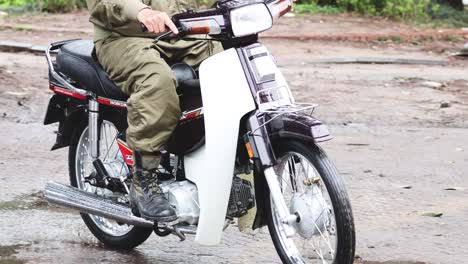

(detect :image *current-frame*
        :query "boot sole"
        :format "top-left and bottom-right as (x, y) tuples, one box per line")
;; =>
(131, 203), (178, 223)
(140, 213), (179, 223)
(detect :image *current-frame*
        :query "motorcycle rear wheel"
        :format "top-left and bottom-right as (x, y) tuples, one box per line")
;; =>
(69, 119), (152, 250)
(267, 141), (355, 264)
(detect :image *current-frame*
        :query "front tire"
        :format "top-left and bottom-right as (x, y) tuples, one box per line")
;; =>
(69, 119), (153, 250)
(267, 141), (355, 264)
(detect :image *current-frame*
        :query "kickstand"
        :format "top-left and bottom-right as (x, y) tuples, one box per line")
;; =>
(172, 226), (186, 241)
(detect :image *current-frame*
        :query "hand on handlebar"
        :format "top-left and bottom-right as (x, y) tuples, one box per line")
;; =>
(137, 9), (179, 35)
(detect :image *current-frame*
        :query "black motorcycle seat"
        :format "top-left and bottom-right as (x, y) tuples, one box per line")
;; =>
(56, 39), (199, 101)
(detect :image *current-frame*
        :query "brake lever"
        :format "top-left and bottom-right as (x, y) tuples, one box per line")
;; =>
(153, 30), (176, 43)
(139, 23), (185, 43)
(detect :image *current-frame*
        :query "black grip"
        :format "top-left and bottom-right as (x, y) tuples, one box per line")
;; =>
(140, 23), (148, 32)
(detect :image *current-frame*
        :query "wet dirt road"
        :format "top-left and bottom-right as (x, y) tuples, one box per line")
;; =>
(1, 14), (468, 264)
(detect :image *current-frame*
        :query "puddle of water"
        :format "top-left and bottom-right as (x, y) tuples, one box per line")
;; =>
(0, 192), (47, 211)
(355, 259), (427, 264)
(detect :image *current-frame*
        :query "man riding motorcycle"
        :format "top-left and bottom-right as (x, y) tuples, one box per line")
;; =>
(85, 0), (222, 222)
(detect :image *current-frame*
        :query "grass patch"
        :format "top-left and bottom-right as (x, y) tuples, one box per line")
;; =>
(376, 35), (404, 43)
(294, 3), (345, 15)
(0, 244), (25, 264)
(13, 26), (32, 31)
(445, 34), (464, 42)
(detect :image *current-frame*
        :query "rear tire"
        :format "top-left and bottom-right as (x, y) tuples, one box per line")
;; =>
(267, 141), (355, 264)
(69, 119), (152, 250)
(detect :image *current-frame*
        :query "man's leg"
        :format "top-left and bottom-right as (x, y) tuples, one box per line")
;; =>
(96, 37), (180, 221)
(153, 38), (224, 69)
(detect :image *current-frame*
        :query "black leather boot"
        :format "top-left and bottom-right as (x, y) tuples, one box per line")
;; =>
(130, 151), (178, 222)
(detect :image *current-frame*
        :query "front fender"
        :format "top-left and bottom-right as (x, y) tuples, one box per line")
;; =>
(266, 113), (332, 143)
(252, 113), (331, 230)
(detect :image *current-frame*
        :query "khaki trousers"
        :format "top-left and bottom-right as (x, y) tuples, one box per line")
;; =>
(96, 36), (221, 152)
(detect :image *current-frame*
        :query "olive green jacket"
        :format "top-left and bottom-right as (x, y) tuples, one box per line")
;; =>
(86, 0), (199, 42)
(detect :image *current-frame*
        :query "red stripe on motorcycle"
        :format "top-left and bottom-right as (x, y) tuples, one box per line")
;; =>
(180, 108), (204, 121)
(117, 139), (134, 166)
(51, 85), (87, 100)
(97, 97), (127, 108)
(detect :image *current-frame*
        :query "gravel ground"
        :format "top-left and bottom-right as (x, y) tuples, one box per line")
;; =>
(0, 11), (467, 264)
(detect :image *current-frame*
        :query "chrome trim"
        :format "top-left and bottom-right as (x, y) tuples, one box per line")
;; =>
(179, 15), (225, 26)
(89, 99), (99, 159)
(264, 167), (297, 237)
(45, 43), (90, 97)
(44, 181), (153, 228)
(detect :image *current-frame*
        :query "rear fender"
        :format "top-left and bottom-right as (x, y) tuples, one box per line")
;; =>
(44, 94), (87, 150)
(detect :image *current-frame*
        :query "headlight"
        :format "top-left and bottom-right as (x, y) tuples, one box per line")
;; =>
(230, 3), (273, 37)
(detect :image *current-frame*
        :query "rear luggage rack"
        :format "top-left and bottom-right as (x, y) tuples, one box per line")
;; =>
(45, 39), (91, 98)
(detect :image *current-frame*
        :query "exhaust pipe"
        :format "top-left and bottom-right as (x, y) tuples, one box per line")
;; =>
(44, 182), (153, 228)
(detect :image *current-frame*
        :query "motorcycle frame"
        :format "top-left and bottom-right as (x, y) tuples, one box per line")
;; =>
(44, 39), (333, 246)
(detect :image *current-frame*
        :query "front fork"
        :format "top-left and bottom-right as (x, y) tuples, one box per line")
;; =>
(89, 98), (100, 159)
(88, 98), (113, 187)
(246, 114), (297, 237)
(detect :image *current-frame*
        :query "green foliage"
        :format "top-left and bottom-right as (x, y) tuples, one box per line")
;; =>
(45, 0), (87, 12)
(381, 0), (432, 20)
(0, 0), (86, 12)
(428, 3), (468, 27)
(295, 3), (344, 14)
(336, 0), (379, 16)
(335, 0), (436, 20)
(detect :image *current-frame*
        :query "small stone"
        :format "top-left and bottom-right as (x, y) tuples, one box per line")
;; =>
(440, 101), (451, 108)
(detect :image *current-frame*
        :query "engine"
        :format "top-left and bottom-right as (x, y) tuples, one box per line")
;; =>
(226, 176), (256, 218)
(160, 176), (255, 225)
(160, 180), (200, 225)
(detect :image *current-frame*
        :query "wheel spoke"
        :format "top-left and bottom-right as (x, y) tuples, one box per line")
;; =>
(75, 121), (133, 237)
(270, 150), (339, 264)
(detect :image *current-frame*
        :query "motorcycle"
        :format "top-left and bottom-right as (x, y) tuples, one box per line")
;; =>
(43, 0), (355, 263)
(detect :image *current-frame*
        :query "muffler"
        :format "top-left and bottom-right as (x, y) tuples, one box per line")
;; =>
(44, 182), (153, 228)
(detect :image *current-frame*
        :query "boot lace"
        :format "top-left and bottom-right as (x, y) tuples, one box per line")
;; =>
(139, 169), (163, 196)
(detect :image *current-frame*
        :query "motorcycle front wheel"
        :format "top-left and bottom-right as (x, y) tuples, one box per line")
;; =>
(267, 141), (355, 264)
(69, 119), (153, 250)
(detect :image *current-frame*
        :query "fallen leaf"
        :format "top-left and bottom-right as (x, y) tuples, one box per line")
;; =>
(444, 187), (466, 191)
(419, 212), (443, 217)
(421, 81), (443, 89)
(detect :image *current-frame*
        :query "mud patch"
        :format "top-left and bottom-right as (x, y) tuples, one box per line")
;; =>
(355, 256), (427, 264)
(361, 260), (428, 264)
(0, 191), (47, 211)
(0, 244), (26, 264)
